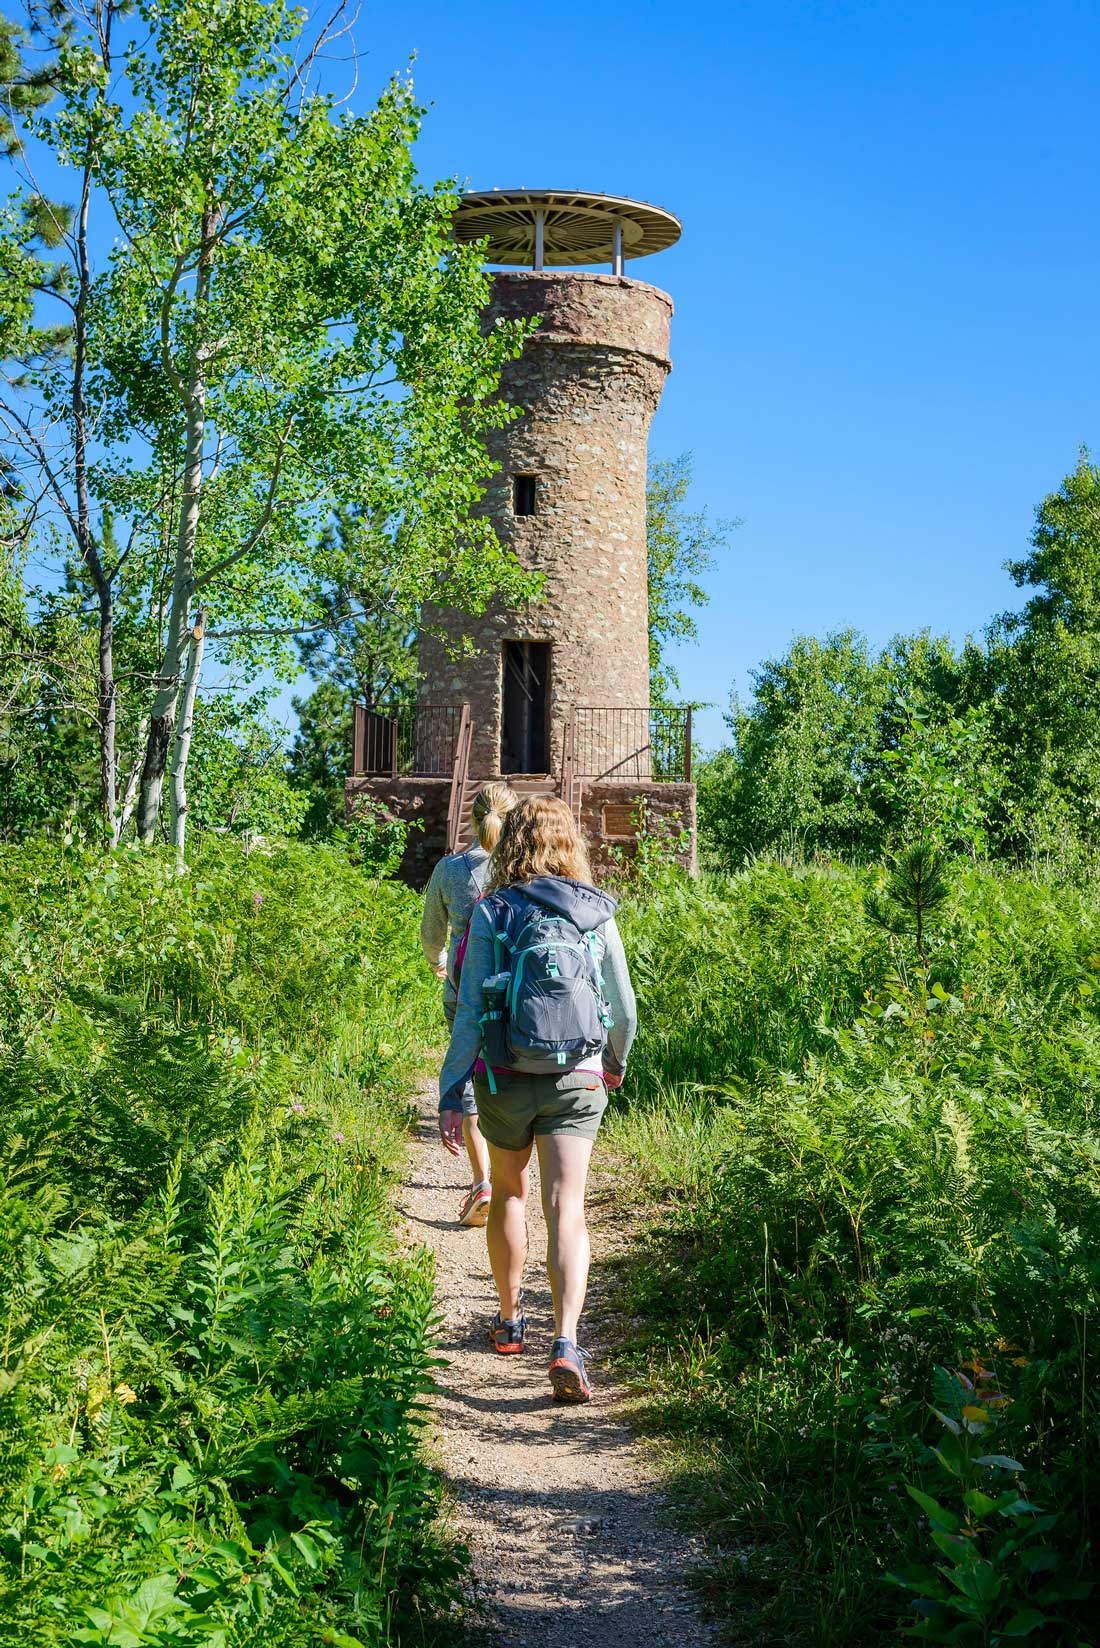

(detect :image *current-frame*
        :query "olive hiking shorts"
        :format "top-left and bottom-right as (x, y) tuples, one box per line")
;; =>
(472, 1069), (608, 1152)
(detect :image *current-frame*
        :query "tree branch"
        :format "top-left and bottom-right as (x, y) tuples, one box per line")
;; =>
(192, 420), (293, 590)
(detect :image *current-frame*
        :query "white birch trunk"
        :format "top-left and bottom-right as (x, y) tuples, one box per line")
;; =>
(170, 607), (206, 871)
(136, 207), (217, 845)
(136, 381), (206, 843)
(111, 715), (150, 846)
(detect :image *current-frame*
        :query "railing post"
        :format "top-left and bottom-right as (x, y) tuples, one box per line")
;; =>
(684, 704), (693, 785)
(352, 704), (366, 777)
(559, 708), (576, 813)
(446, 703), (472, 854)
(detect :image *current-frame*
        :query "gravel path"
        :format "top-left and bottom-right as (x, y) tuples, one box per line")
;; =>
(396, 1080), (714, 1648)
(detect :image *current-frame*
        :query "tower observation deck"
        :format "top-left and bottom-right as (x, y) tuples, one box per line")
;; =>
(451, 188), (681, 273)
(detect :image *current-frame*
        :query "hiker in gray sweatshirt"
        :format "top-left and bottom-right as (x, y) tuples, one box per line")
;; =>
(438, 795), (638, 1404)
(420, 783), (517, 1227)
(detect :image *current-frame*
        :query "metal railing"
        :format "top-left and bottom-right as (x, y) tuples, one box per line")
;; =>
(351, 704), (463, 777)
(352, 702), (694, 783)
(572, 705), (693, 783)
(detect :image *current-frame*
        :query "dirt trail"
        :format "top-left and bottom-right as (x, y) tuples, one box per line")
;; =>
(396, 1080), (714, 1648)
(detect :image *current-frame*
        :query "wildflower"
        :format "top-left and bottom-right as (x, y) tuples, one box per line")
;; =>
(251, 891), (264, 910)
(333, 1132), (346, 1143)
(288, 1103), (305, 1114)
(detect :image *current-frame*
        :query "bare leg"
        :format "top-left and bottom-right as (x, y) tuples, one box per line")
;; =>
(536, 1133), (594, 1343)
(463, 1114), (491, 1187)
(486, 1139), (532, 1321)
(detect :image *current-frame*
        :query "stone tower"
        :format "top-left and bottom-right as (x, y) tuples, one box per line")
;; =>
(347, 189), (696, 882)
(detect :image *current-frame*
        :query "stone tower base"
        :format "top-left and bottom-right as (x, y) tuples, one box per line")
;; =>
(346, 777), (697, 890)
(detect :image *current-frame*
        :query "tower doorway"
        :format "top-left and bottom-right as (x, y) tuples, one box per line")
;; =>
(501, 641), (550, 774)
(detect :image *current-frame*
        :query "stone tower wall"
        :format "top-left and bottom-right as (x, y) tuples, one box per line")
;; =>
(418, 271), (672, 778)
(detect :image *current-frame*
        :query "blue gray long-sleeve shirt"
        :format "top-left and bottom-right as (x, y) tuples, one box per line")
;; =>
(438, 876), (637, 1108)
(420, 847), (491, 1009)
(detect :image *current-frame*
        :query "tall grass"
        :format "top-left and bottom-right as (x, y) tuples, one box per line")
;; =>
(0, 836), (457, 1647)
(606, 860), (1099, 1646)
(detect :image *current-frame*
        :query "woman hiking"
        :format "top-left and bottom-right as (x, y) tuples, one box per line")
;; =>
(438, 795), (637, 1404)
(421, 783), (518, 1228)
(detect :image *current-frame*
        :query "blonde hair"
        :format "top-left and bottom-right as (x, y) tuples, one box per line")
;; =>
(487, 795), (593, 891)
(471, 782), (517, 852)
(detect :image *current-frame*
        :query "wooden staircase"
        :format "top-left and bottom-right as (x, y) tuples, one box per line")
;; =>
(444, 709), (564, 852)
(445, 708), (582, 854)
(448, 774), (558, 852)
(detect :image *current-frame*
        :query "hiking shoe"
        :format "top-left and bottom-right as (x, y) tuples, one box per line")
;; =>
(458, 1182), (491, 1227)
(548, 1337), (591, 1403)
(488, 1312), (527, 1354)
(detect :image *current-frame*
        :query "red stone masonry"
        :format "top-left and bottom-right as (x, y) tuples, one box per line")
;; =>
(417, 271), (673, 778)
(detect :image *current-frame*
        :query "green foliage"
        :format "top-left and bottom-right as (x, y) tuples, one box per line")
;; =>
(2, 0), (535, 845)
(0, 16), (60, 157)
(867, 844), (951, 972)
(1005, 448), (1100, 633)
(0, 570), (100, 839)
(187, 694), (306, 841)
(646, 454), (734, 706)
(0, 835), (457, 1644)
(343, 798), (420, 881)
(706, 630), (895, 864)
(986, 450), (1100, 858)
(889, 1365), (1091, 1643)
(600, 797), (694, 899)
(700, 456), (1100, 874)
(876, 703), (1002, 861)
(606, 862), (1100, 1646)
(287, 678), (356, 840)
(295, 508), (420, 714)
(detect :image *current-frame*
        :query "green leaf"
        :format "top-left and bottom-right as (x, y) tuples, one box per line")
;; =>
(1036, 1578), (1093, 1603)
(211, 1539), (250, 1566)
(945, 1559), (1000, 1604)
(930, 1527), (971, 1562)
(974, 1454), (1024, 1471)
(934, 1431), (966, 1477)
(289, 1529), (321, 1569)
(907, 1485), (961, 1531)
(887, 1563), (943, 1597)
(999, 1609), (1047, 1637)
(1018, 1548), (1058, 1576)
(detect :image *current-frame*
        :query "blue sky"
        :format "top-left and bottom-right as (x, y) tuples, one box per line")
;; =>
(338, 0), (1100, 747)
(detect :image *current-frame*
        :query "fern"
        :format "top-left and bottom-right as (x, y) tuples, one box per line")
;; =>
(0, 834), (453, 1645)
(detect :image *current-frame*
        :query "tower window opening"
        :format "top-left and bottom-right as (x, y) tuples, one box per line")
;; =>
(513, 474), (537, 516)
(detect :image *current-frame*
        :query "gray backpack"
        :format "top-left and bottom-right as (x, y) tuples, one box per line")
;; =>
(477, 887), (613, 1085)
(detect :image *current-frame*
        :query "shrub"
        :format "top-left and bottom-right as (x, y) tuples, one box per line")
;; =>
(0, 836), (454, 1646)
(607, 864), (1100, 1646)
